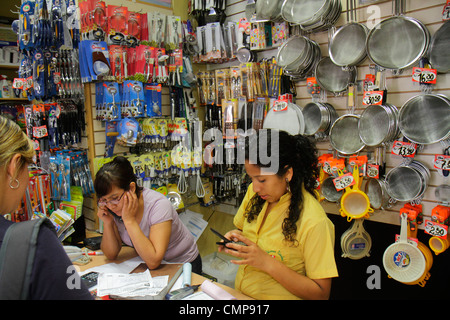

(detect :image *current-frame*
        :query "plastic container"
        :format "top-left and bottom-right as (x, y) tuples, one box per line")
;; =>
(201, 252), (239, 288)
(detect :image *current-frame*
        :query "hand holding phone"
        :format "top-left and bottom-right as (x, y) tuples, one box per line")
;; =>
(210, 228), (246, 247)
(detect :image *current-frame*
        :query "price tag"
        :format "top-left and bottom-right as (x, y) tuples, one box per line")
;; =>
(424, 219), (448, 239)
(412, 67), (437, 84)
(333, 173), (355, 191)
(367, 164), (380, 179)
(391, 140), (417, 158)
(12, 78), (25, 89)
(362, 90), (383, 105)
(434, 154), (450, 171)
(33, 125), (48, 139)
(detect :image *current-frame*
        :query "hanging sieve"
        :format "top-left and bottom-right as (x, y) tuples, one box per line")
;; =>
(365, 0), (430, 72)
(365, 177), (390, 210)
(321, 176), (343, 202)
(329, 114), (365, 155)
(398, 94), (450, 145)
(302, 102), (338, 136)
(428, 20), (450, 74)
(358, 103), (400, 147)
(315, 57), (357, 95)
(280, 0), (341, 32)
(385, 160), (429, 203)
(339, 166), (373, 221)
(383, 213), (427, 284)
(255, 0), (283, 22)
(329, 0), (368, 68)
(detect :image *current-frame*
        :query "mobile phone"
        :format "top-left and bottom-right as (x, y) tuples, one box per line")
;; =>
(210, 228), (246, 247)
(81, 271), (99, 289)
(106, 207), (122, 221)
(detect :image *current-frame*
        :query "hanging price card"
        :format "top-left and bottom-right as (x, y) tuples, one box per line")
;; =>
(333, 172), (355, 191)
(391, 140), (417, 158)
(434, 154), (450, 171)
(412, 67), (437, 84)
(362, 90), (383, 105)
(424, 219), (448, 239)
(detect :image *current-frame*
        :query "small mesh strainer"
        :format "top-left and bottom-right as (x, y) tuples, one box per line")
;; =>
(329, 114), (365, 155)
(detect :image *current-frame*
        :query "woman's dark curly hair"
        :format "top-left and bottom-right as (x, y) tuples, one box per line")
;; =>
(244, 129), (319, 245)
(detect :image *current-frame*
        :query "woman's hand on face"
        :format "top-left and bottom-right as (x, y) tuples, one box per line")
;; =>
(97, 206), (114, 224)
(223, 232), (272, 272)
(121, 191), (139, 224)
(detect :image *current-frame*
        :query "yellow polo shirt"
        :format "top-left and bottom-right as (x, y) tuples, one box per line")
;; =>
(233, 183), (338, 300)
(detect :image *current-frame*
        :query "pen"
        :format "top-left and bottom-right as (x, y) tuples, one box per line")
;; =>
(85, 251), (104, 256)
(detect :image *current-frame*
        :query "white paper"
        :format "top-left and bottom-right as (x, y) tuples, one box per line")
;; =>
(96, 269), (153, 297)
(179, 210), (208, 242)
(182, 291), (214, 300)
(79, 256), (144, 276)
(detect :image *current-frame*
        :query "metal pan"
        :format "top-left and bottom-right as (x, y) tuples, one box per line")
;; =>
(428, 20), (450, 73)
(329, 0), (368, 68)
(398, 94), (450, 145)
(315, 57), (357, 94)
(365, 0), (430, 71)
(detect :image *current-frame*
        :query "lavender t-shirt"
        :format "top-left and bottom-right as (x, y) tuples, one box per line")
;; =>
(115, 188), (199, 263)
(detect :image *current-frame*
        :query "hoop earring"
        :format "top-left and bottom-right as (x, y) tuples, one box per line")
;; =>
(285, 178), (290, 193)
(9, 178), (20, 189)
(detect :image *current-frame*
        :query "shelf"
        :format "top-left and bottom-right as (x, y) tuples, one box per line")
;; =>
(0, 64), (20, 70)
(0, 98), (28, 102)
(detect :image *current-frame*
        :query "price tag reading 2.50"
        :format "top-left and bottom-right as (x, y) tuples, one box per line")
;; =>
(424, 220), (448, 239)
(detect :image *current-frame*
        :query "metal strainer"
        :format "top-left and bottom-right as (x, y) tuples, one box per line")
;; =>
(385, 160), (430, 202)
(358, 104), (400, 147)
(329, 114), (365, 155)
(398, 94), (450, 145)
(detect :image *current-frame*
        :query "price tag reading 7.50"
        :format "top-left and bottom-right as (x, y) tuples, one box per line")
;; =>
(333, 173), (355, 191)
(424, 220), (448, 239)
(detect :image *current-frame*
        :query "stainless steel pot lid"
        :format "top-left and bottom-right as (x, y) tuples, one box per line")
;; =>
(315, 57), (357, 94)
(398, 94), (450, 145)
(428, 20), (450, 73)
(329, 22), (368, 67)
(329, 114), (365, 155)
(366, 16), (430, 70)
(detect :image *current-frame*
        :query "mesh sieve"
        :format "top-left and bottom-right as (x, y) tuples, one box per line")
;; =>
(329, 114), (365, 155)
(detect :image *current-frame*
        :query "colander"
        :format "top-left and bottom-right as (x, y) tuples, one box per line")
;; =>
(383, 213), (427, 284)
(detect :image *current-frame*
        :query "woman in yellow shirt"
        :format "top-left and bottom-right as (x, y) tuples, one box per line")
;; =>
(219, 129), (338, 300)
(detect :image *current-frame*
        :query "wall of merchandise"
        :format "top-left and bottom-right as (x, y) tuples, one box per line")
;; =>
(218, 0), (450, 231)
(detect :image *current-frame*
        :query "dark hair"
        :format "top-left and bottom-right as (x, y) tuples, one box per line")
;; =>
(244, 129), (319, 245)
(94, 156), (143, 199)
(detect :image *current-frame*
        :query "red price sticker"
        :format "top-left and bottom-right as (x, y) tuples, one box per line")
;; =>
(412, 67), (437, 84)
(362, 90), (383, 105)
(434, 154), (450, 171)
(333, 172), (355, 191)
(424, 219), (448, 239)
(391, 140), (417, 158)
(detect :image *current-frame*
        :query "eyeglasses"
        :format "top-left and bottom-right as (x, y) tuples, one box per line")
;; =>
(97, 191), (125, 208)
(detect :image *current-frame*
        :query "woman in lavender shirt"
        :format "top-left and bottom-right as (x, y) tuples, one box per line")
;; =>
(94, 156), (201, 273)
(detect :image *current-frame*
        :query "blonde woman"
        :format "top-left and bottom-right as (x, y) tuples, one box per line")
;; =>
(0, 116), (92, 299)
